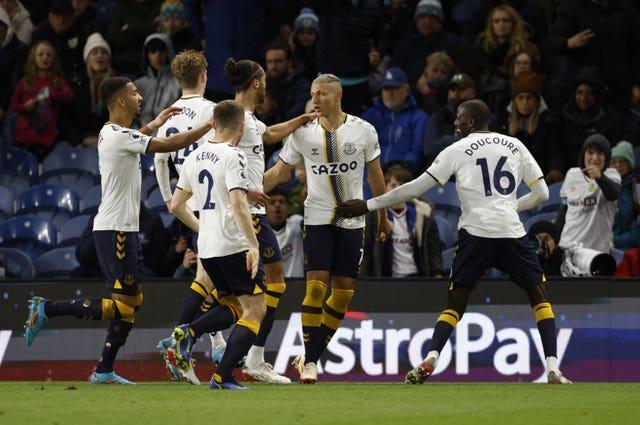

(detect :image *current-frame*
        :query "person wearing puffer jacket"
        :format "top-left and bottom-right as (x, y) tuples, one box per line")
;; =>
(134, 33), (181, 127)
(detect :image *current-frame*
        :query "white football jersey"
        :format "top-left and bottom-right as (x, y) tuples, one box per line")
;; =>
(559, 167), (620, 252)
(177, 141), (249, 258)
(156, 95), (215, 210)
(279, 115), (381, 229)
(93, 123), (152, 232)
(237, 111), (267, 214)
(427, 131), (543, 238)
(274, 214), (304, 278)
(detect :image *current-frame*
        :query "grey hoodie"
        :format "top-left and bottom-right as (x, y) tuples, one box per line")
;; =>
(134, 33), (181, 128)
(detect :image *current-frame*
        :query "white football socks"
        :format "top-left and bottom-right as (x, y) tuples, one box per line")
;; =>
(245, 345), (265, 369)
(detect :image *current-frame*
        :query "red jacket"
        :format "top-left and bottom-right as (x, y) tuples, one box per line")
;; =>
(10, 75), (74, 148)
(614, 248), (640, 277)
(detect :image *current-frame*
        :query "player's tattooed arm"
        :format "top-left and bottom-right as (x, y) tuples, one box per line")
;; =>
(366, 158), (391, 241)
(140, 106), (182, 135)
(263, 160), (295, 192)
(262, 112), (318, 145)
(147, 121), (212, 153)
(169, 188), (199, 232)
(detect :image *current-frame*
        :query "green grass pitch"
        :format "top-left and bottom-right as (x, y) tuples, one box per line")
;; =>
(1, 382), (639, 425)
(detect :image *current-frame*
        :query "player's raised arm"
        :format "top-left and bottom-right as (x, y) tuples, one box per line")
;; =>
(229, 188), (260, 278)
(338, 171), (439, 218)
(139, 106), (183, 136)
(147, 121), (212, 153)
(169, 187), (199, 232)
(262, 112), (317, 145)
(154, 152), (172, 208)
(263, 159), (296, 193)
(366, 157), (392, 241)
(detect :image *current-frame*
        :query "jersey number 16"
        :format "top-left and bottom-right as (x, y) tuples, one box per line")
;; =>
(476, 156), (516, 196)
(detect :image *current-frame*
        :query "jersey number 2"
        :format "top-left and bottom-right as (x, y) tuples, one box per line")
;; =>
(198, 170), (216, 210)
(476, 156), (515, 196)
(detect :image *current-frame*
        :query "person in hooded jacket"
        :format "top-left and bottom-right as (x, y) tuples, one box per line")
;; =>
(559, 67), (629, 169)
(556, 133), (621, 253)
(610, 141), (640, 250)
(134, 33), (181, 127)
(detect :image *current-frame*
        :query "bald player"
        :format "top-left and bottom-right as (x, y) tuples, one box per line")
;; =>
(23, 77), (211, 385)
(264, 74), (391, 384)
(338, 99), (572, 385)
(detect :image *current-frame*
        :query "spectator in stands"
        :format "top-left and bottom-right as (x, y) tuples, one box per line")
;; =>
(611, 141), (640, 250)
(72, 0), (102, 35)
(529, 220), (617, 277)
(548, 0), (638, 109)
(32, 0), (87, 85)
(502, 70), (562, 180)
(510, 50), (539, 78)
(363, 164), (443, 277)
(557, 133), (621, 253)
(159, 0), (197, 54)
(63, 32), (112, 146)
(9, 40), (74, 160)
(173, 245), (197, 278)
(391, 0), (462, 89)
(379, 0), (417, 57)
(415, 50), (454, 114)
(0, 0), (32, 45)
(134, 33), (180, 127)
(266, 190), (304, 278)
(476, 5), (539, 120)
(361, 67), (427, 172)
(423, 73), (477, 165)
(107, 0), (162, 76)
(264, 42), (311, 124)
(290, 7), (319, 82)
(559, 67), (628, 169)
(311, 0), (385, 115)
(0, 6), (27, 89)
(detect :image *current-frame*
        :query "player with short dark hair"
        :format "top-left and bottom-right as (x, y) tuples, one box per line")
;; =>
(264, 74), (391, 383)
(23, 76), (212, 385)
(338, 99), (572, 384)
(168, 99), (266, 390)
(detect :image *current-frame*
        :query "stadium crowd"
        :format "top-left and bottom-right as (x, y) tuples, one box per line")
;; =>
(0, 0), (639, 279)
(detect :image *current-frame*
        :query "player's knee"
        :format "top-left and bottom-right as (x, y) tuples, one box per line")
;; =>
(303, 280), (328, 306)
(265, 283), (286, 309)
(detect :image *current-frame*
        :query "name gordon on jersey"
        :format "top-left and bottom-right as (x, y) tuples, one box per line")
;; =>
(311, 161), (358, 175)
(464, 136), (519, 156)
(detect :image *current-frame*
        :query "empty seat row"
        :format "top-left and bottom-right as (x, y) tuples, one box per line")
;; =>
(0, 246), (79, 279)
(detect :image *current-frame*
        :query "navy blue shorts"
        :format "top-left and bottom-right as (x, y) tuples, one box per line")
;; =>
(252, 214), (282, 264)
(450, 229), (545, 290)
(94, 230), (144, 296)
(303, 225), (364, 279)
(200, 252), (265, 297)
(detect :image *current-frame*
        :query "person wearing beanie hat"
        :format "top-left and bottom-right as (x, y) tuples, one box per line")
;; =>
(391, 0), (461, 88)
(83, 32), (110, 63)
(159, 0), (198, 53)
(292, 8), (319, 82)
(557, 133), (621, 253)
(611, 141), (640, 250)
(527, 220), (564, 277)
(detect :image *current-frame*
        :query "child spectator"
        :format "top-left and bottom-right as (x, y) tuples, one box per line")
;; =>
(9, 40), (74, 159)
(415, 50), (453, 114)
(611, 141), (640, 250)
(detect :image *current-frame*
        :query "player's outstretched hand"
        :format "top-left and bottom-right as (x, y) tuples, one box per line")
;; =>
(247, 190), (270, 208)
(151, 106), (183, 130)
(337, 199), (369, 218)
(246, 246), (260, 278)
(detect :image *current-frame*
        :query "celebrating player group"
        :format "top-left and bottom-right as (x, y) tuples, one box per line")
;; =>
(23, 49), (571, 389)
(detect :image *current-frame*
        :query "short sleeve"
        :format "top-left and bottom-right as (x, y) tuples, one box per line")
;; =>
(279, 131), (303, 165)
(120, 129), (151, 154)
(227, 149), (249, 192)
(520, 144), (544, 187)
(176, 163), (192, 193)
(364, 124), (381, 162)
(426, 146), (457, 185)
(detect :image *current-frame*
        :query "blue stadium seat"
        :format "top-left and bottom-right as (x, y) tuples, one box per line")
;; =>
(0, 147), (38, 198)
(34, 246), (79, 278)
(441, 247), (455, 272)
(0, 216), (57, 261)
(433, 215), (454, 248)
(424, 182), (460, 213)
(0, 185), (14, 220)
(17, 184), (80, 230)
(39, 147), (99, 197)
(539, 182), (563, 213)
(524, 212), (558, 233)
(59, 214), (91, 247)
(81, 185), (101, 214)
(0, 247), (34, 279)
(611, 248), (624, 266)
(147, 185), (175, 212)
